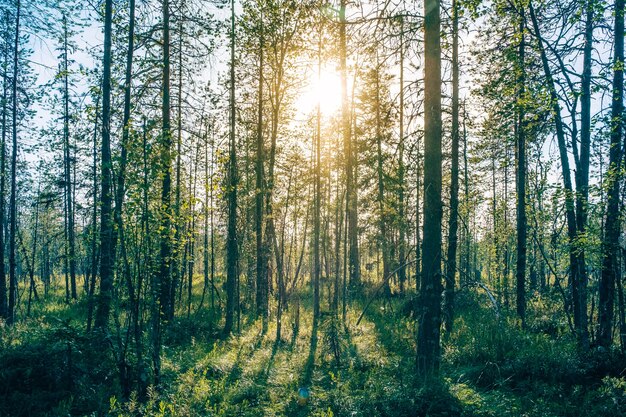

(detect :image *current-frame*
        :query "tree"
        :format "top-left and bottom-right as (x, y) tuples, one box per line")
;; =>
(0, 9), (10, 320)
(61, 14), (77, 301)
(94, 0), (114, 330)
(340, 0), (360, 290)
(444, 0), (460, 334)
(598, 0), (624, 349)
(253, 4), (267, 327)
(224, 0), (238, 335)
(158, 0), (174, 324)
(417, 0), (443, 375)
(7, 0), (21, 325)
(313, 24), (321, 322)
(515, 4), (527, 328)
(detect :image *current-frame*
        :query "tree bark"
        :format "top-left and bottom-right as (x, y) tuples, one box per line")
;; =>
(339, 0), (360, 289)
(515, 7), (527, 327)
(224, 0), (239, 335)
(62, 15), (77, 301)
(598, 0), (624, 348)
(94, 0), (114, 329)
(572, 0), (593, 349)
(0, 30), (8, 319)
(528, 2), (581, 341)
(417, 0), (443, 376)
(255, 16), (267, 325)
(397, 14), (407, 293)
(444, 0), (460, 334)
(374, 53), (391, 297)
(314, 29), (321, 322)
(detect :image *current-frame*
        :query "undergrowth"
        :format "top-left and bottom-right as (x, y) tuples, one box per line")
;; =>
(1, 284), (625, 416)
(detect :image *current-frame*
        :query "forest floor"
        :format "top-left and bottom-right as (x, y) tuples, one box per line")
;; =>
(2, 282), (626, 416)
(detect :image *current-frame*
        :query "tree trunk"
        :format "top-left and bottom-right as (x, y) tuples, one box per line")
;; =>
(86, 89), (100, 332)
(417, 0), (443, 376)
(62, 15), (77, 301)
(224, 0), (238, 335)
(572, 0), (593, 349)
(528, 2), (581, 342)
(598, 0), (624, 349)
(7, 0), (20, 325)
(374, 54), (391, 297)
(314, 30), (321, 322)
(444, 0), (460, 335)
(339, 0), (360, 289)
(515, 8), (527, 327)
(0, 35), (8, 319)
(397, 15), (407, 293)
(94, 0), (113, 329)
(158, 0), (173, 322)
(255, 17), (267, 325)
(171, 11), (184, 322)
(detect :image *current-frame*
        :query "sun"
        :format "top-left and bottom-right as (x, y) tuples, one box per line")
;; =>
(297, 66), (342, 117)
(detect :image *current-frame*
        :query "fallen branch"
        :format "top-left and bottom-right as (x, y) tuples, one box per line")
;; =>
(355, 260), (417, 326)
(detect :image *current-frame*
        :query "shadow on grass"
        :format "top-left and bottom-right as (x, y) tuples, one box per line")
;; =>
(300, 320), (318, 388)
(223, 329), (264, 387)
(358, 298), (414, 359)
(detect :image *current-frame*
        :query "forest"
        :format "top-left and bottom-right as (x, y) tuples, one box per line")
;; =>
(1, 0), (626, 415)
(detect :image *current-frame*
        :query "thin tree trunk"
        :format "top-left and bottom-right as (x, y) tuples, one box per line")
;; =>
(158, 0), (173, 321)
(373, 50), (391, 298)
(224, 0), (238, 335)
(94, 0), (114, 329)
(113, 0), (136, 283)
(200, 121), (209, 311)
(314, 28), (321, 322)
(397, 13), (407, 293)
(417, 0), (442, 376)
(339, 0), (360, 289)
(255, 17), (267, 325)
(515, 8), (527, 327)
(528, 2), (581, 338)
(86, 89), (100, 332)
(0, 31), (8, 319)
(572, 0), (593, 349)
(444, 0), (460, 334)
(463, 102), (469, 286)
(27, 184), (40, 315)
(598, 0), (624, 348)
(171, 8), (184, 322)
(7, 0), (20, 325)
(62, 15), (77, 301)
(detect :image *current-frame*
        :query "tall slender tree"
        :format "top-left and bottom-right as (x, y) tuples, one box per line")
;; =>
(444, 0), (460, 334)
(515, 5), (527, 327)
(61, 15), (77, 301)
(598, 0), (624, 348)
(339, 0), (360, 289)
(573, 0), (593, 349)
(224, 0), (238, 335)
(7, 0), (20, 325)
(0, 10), (9, 319)
(94, 0), (114, 329)
(417, 0), (443, 375)
(255, 11), (267, 326)
(158, 0), (173, 321)
(313, 27), (322, 322)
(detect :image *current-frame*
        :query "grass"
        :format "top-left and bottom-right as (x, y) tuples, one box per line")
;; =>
(1, 279), (626, 416)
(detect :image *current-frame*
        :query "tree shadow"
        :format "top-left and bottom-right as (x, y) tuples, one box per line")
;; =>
(252, 338), (281, 387)
(223, 329), (264, 387)
(299, 319), (318, 388)
(359, 300), (414, 359)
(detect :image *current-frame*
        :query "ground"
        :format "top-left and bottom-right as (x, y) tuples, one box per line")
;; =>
(1, 283), (625, 416)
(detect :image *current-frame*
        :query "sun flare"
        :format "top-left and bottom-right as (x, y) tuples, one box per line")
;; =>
(297, 66), (342, 116)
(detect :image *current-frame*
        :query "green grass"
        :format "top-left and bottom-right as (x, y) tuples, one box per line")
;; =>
(1, 280), (626, 416)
